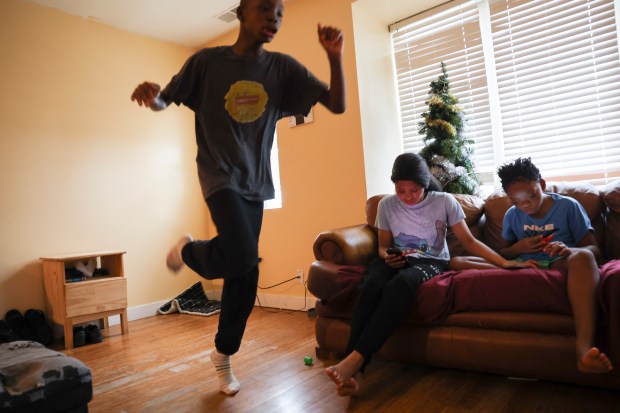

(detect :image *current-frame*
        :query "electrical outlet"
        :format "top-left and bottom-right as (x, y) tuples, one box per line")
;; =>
(295, 269), (304, 285)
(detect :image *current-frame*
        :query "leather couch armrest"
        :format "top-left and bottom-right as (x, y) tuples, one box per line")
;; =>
(307, 261), (346, 301)
(307, 261), (365, 314)
(603, 180), (620, 260)
(312, 224), (378, 265)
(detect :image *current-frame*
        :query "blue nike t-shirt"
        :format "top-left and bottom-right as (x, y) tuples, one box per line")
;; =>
(501, 192), (593, 261)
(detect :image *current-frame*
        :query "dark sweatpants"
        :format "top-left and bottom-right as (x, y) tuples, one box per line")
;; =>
(347, 257), (448, 371)
(181, 189), (263, 356)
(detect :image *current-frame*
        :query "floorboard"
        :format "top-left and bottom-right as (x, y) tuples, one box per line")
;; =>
(59, 308), (620, 412)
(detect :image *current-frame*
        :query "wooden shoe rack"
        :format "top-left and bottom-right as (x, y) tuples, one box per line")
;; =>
(40, 251), (128, 349)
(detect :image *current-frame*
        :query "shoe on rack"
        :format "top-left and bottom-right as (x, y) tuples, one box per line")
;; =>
(85, 324), (103, 344)
(166, 234), (193, 272)
(73, 326), (86, 347)
(4, 309), (34, 341)
(24, 309), (54, 346)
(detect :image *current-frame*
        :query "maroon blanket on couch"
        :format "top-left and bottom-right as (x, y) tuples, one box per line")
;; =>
(331, 260), (620, 363)
(598, 260), (620, 362)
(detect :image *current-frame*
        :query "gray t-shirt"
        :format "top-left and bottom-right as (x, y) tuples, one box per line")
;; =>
(376, 192), (465, 261)
(162, 46), (328, 201)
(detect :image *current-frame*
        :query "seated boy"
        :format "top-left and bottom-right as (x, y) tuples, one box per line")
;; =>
(451, 157), (613, 374)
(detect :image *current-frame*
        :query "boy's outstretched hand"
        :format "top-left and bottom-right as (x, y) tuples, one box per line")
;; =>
(318, 24), (344, 58)
(131, 81), (161, 107)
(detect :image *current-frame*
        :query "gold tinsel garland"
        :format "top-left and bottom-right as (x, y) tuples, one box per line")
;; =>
(422, 115), (456, 137)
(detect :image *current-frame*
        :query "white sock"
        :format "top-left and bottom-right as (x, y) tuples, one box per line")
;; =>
(210, 349), (240, 395)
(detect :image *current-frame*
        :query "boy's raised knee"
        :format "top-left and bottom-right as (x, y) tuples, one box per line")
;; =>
(565, 248), (598, 268)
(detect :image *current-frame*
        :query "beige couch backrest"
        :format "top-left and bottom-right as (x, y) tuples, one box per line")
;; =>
(603, 180), (620, 260)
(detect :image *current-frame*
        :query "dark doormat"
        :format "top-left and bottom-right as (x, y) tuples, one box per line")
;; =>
(158, 282), (221, 317)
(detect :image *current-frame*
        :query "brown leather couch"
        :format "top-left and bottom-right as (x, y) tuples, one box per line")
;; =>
(307, 181), (620, 390)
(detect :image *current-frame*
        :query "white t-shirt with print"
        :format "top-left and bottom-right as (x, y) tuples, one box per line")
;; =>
(376, 192), (465, 261)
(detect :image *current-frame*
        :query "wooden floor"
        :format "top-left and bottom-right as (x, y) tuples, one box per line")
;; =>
(61, 309), (620, 413)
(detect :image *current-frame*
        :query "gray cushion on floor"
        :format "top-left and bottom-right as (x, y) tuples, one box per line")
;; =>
(0, 341), (92, 411)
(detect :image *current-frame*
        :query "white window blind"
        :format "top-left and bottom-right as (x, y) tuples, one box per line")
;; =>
(491, 0), (620, 184)
(391, 0), (495, 176)
(391, 0), (620, 186)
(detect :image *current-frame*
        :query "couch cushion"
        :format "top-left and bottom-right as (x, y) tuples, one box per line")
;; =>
(603, 181), (620, 260)
(452, 194), (485, 226)
(545, 182), (604, 218)
(480, 191), (513, 251)
(444, 312), (574, 335)
(365, 195), (386, 228)
(602, 180), (620, 212)
(598, 260), (620, 364)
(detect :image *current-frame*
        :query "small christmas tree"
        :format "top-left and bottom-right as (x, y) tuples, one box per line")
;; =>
(418, 62), (481, 195)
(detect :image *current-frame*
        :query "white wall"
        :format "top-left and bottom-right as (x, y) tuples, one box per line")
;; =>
(352, 0), (446, 198)
(352, 2), (402, 197)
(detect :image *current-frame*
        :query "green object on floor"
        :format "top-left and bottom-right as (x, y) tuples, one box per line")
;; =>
(304, 356), (313, 366)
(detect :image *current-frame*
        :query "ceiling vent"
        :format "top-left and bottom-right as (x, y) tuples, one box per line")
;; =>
(216, 5), (239, 23)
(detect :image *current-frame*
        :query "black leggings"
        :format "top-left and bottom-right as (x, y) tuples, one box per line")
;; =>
(181, 189), (263, 355)
(346, 257), (448, 371)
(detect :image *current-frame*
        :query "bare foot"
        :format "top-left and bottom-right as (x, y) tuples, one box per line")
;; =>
(324, 352), (364, 389)
(578, 347), (614, 374)
(337, 376), (361, 397)
(324, 365), (345, 387)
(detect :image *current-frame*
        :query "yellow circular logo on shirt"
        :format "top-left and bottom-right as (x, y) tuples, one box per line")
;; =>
(225, 80), (268, 123)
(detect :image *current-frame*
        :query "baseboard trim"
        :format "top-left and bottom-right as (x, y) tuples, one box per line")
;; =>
(106, 300), (169, 326)
(106, 290), (316, 326)
(255, 292), (317, 312)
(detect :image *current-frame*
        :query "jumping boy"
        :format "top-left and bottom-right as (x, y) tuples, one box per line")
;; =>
(131, 0), (345, 395)
(453, 157), (613, 374)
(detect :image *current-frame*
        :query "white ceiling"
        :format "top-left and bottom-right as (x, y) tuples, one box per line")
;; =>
(25, 0), (246, 48)
(24, 0), (444, 48)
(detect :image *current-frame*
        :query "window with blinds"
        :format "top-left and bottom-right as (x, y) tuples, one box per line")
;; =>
(391, 0), (620, 186)
(491, 0), (620, 184)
